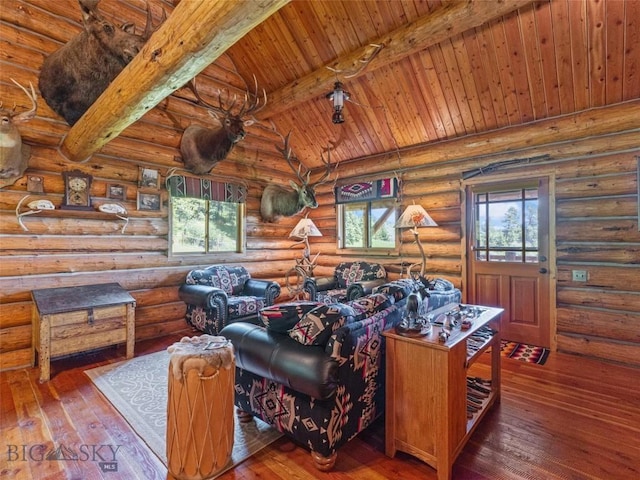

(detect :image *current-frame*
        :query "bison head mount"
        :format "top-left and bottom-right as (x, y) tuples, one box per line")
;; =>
(1, 79), (37, 189)
(38, 0), (162, 126)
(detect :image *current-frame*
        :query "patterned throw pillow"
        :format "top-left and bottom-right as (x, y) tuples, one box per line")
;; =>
(374, 279), (417, 302)
(347, 293), (393, 321)
(432, 278), (455, 291)
(259, 302), (322, 333)
(289, 303), (355, 346)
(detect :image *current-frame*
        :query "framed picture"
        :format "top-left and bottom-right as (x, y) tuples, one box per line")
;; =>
(138, 167), (160, 189)
(137, 191), (161, 211)
(106, 183), (126, 201)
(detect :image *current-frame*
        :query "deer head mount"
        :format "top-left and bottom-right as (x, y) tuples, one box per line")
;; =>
(178, 74), (267, 175)
(260, 131), (337, 223)
(1, 79), (37, 189)
(38, 0), (162, 126)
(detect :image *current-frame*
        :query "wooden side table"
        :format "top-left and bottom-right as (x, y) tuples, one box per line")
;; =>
(31, 283), (136, 382)
(383, 304), (502, 480)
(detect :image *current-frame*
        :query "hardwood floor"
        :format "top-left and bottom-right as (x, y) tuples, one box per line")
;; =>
(1, 333), (639, 480)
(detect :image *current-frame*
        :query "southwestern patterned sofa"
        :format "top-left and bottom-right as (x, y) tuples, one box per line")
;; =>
(221, 282), (422, 471)
(178, 265), (281, 335)
(303, 261), (387, 303)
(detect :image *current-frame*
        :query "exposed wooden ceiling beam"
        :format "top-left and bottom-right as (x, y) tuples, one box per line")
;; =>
(258, 0), (537, 119)
(61, 0), (289, 162)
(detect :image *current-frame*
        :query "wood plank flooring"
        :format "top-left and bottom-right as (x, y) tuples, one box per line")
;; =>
(1, 333), (639, 479)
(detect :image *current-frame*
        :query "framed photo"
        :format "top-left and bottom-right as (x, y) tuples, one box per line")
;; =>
(106, 183), (126, 201)
(137, 191), (161, 211)
(138, 167), (160, 189)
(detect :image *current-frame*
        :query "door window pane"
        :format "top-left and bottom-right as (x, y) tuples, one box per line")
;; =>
(474, 187), (538, 263)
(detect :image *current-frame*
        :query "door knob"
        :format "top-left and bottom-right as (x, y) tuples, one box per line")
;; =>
(539, 255), (547, 262)
(539, 267), (548, 274)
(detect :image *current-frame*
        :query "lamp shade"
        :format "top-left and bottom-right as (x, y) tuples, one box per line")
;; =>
(289, 217), (322, 238)
(395, 204), (438, 229)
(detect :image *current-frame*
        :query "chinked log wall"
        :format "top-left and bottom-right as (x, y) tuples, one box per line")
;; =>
(1, 0), (639, 371)
(0, 0), (302, 371)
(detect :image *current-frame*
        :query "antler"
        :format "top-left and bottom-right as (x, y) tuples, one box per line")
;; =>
(189, 62), (267, 123)
(275, 130), (311, 185)
(188, 77), (240, 118)
(314, 141), (339, 187)
(8, 78), (37, 123)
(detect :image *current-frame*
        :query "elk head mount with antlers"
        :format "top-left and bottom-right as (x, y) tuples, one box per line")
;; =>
(260, 132), (336, 223)
(38, 0), (161, 126)
(178, 76), (266, 175)
(1, 79), (37, 189)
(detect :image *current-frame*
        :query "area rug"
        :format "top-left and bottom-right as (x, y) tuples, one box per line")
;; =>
(85, 350), (282, 476)
(500, 340), (550, 365)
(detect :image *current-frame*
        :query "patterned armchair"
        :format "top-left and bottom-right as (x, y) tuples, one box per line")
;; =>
(220, 291), (404, 471)
(303, 261), (387, 303)
(178, 265), (281, 335)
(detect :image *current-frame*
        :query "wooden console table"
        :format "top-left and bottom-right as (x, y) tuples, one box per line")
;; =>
(383, 303), (503, 480)
(31, 283), (136, 382)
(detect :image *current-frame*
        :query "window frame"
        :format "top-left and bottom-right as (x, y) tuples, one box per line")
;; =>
(337, 198), (400, 254)
(168, 195), (246, 257)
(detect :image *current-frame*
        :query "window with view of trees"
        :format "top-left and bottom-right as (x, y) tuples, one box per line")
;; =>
(170, 197), (243, 254)
(474, 188), (538, 263)
(339, 200), (398, 250)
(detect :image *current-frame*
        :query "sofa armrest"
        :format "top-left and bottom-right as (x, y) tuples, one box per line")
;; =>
(346, 279), (387, 301)
(303, 276), (337, 301)
(243, 279), (281, 305)
(179, 284), (227, 309)
(221, 322), (338, 400)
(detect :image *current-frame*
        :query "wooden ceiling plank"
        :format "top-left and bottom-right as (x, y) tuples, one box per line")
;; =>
(61, 0), (290, 162)
(549, 0), (576, 114)
(567, 0), (589, 112)
(259, 0), (536, 119)
(534, 0), (562, 117)
(462, 29), (498, 130)
(623, 0), (640, 100)
(490, 16), (521, 126)
(502, 10), (535, 124)
(586, 0), (606, 107)
(604, 0), (626, 104)
(444, 34), (484, 133)
(517, 4), (548, 120)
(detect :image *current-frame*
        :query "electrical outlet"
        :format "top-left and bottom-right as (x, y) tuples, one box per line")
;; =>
(572, 270), (588, 282)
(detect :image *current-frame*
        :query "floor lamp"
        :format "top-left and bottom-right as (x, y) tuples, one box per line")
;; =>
(395, 203), (437, 278)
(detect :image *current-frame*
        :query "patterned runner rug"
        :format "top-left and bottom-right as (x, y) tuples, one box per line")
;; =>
(500, 340), (550, 365)
(85, 349), (282, 476)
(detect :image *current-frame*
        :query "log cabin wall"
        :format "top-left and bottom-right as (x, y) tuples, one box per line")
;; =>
(313, 126), (640, 367)
(1, 0), (639, 371)
(0, 0), (301, 371)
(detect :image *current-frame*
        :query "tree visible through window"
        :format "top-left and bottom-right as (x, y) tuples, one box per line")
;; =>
(341, 200), (397, 249)
(171, 197), (242, 254)
(474, 188), (538, 262)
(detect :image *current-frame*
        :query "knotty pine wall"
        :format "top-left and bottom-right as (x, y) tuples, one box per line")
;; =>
(1, 0), (639, 372)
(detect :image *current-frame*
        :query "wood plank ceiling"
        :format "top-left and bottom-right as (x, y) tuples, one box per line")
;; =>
(10, 0), (640, 175)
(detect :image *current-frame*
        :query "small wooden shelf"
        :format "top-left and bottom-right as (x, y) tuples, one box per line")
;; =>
(384, 304), (503, 480)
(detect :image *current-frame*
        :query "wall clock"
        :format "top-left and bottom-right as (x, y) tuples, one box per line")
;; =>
(61, 170), (93, 210)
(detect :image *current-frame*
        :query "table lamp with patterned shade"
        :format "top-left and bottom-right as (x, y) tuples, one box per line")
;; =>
(395, 203), (438, 277)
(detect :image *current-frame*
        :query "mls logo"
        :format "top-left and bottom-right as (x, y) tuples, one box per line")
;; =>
(99, 462), (118, 472)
